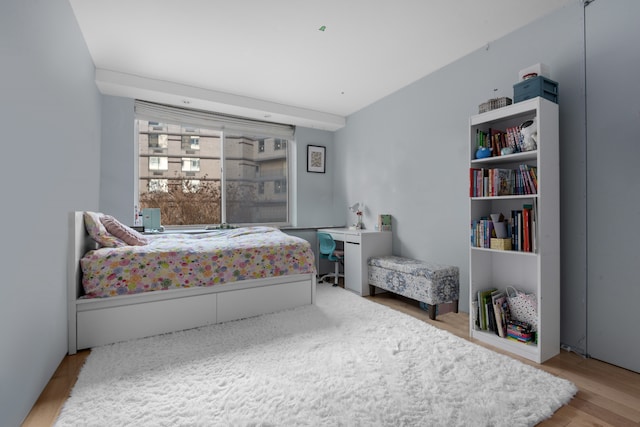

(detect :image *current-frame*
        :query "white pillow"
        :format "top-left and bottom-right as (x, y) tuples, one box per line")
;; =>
(83, 211), (126, 248)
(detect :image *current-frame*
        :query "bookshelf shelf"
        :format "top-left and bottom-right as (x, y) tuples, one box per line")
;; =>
(471, 247), (538, 257)
(473, 329), (539, 360)
(471, 194), (537, 201)
(470, 150), (537, 166)
(468, 97), (560, 364)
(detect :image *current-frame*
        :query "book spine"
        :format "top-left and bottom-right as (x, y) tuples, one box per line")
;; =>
(523, 207), (530, 252)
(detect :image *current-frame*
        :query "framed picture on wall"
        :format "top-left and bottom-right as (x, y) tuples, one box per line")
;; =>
(307, 145), (326, 173)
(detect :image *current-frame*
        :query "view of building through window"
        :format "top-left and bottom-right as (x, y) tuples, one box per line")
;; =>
(137, 120), (289, 227)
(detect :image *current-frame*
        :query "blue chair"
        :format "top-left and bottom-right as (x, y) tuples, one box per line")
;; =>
(317, 232), (344, 286)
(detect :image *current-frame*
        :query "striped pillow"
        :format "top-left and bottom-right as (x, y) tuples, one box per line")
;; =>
(100, 215), (148, 246)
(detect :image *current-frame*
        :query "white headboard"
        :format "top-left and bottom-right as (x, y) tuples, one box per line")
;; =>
(67, 211), (98, 353)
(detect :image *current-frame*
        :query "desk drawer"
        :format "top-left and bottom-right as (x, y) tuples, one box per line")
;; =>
(325, 232), (345, 241)
(345, 234), (361, 244)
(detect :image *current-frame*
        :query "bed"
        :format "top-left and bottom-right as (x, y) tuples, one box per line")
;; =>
(68, 211), (317, 354)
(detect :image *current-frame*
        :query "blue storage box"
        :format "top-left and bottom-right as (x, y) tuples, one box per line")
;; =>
(513, 76), (558, 104)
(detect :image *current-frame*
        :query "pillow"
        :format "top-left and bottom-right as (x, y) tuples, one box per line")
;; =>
(84, 211), (126, 248)
(101, 214), (148, 246)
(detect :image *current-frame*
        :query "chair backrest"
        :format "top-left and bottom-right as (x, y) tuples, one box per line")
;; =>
(317, 232), (337, 260)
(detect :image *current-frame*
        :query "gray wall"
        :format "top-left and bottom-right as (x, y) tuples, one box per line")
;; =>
(292, 127), (340, 228)
(0, 0), (102, 425)
(585, 0), (640, 372)
(334, 2), (587, 352)
(100, 97), (135, 221)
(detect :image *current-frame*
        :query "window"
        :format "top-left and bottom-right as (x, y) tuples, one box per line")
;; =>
(181, 135), (199, 150)
(181, 158), (200, 172)
(149, 156), (168, 170)
(149, 134), (168, 148)
(135, 101), (294, 227)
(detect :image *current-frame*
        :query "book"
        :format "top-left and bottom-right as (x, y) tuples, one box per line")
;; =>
(377, 214), (392, 231)
(491, 291), (507, 338)
(531, 199), (538, 253)
(511, 210), (523, 251)
(497, 168), (514, 196)
(490, 128), (504, 157)
(472, 300), (480, 330)
(477, 288), (497, 330)
(469, 168), (478, 197)
(506, 335), (535, 344)
(523, 205), (531, 252)
(516, 210), (523, 251)
(518, 164), (538, 194)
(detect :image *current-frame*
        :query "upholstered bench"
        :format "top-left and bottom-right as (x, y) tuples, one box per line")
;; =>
(368, 255), (460, 320)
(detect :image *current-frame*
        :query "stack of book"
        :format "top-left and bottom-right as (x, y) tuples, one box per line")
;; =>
(470, 218), (494, 249)
(506, 320), (535, 344)
(474, 288), (509, 338)
(474, 124), (534, 158)
(470, 202), (537, 253)
(510, 203), (537, 253)
(468, 165), (537, 198)
(473, 288), (536, 345)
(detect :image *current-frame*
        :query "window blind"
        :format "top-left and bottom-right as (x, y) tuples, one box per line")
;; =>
(134, 100), (295, 139)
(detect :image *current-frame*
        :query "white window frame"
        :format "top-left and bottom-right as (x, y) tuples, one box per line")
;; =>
(134, 101), (295, 228)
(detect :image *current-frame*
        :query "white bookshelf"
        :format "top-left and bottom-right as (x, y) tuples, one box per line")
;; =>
(468, 97), (560, 363)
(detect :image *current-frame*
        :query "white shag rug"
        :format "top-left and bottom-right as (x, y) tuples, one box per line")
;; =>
(56, 283), (576, 427)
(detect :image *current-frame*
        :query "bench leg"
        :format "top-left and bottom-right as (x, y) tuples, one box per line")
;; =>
(453, 299), (459, 313)
(428, 304), (437, 320)
(369, 285), (376, 296)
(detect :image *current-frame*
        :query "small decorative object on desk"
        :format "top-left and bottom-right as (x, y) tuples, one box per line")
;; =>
(377, 214), (392, 231)
(349, 202), (364, 229)
(478, 97), (512, 113)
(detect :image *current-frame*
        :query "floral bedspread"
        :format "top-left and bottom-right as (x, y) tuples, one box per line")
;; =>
(80, 227), (316, 298)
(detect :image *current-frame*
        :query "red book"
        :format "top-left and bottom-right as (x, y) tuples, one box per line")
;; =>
(523, 207), (530, 252)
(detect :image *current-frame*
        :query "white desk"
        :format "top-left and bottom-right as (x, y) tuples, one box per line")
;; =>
(317, 228), (392, 296)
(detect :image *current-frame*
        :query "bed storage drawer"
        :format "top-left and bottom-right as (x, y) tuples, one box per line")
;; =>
(77, 293), (218, 349)
(217, 279), (312, 323)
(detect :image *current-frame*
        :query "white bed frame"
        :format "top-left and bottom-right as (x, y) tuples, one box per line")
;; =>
(68, 211), (316, 355)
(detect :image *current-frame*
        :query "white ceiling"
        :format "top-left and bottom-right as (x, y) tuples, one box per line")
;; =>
(69, 0), (574, 130)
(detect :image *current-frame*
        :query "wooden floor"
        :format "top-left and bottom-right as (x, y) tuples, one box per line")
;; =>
(23, 290), (640, 426)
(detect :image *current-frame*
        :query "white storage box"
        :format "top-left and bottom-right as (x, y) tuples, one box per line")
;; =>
(518, 63), (550, 81)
